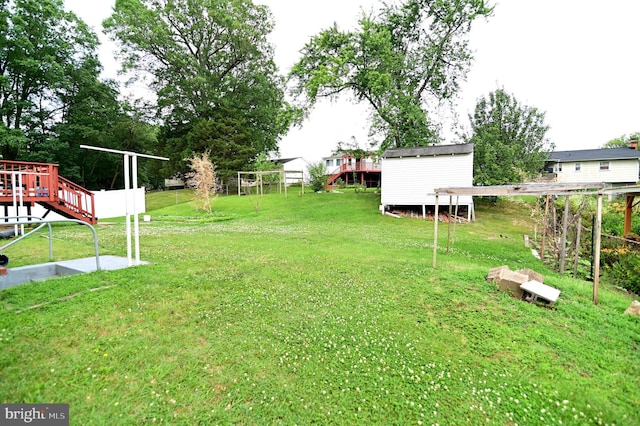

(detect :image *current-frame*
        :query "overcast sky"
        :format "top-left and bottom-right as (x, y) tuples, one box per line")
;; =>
(66, 0), (640, 163)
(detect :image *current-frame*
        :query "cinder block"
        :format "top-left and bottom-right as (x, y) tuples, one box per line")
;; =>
(495, 269), (528, 299)
(487, 265), (510, 282)
(624, 300), (640, 317)
(516, 268), (544, 284)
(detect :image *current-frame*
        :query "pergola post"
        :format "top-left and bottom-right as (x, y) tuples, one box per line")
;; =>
(624, 194), (634, 235)
(593, 193), (603, 305)
(559, 195), (570, 274)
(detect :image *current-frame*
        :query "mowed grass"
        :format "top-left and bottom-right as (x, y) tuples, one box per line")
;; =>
(0, 190), (638, 425)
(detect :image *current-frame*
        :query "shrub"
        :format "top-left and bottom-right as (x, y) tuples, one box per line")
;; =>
(307, 161), (327, 192)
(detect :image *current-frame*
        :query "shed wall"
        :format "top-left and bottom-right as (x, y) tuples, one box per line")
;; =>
(381, 153), (473, 207)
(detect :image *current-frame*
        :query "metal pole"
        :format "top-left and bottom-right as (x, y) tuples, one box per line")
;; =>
(124, 153), (132, 266)
(132, 154), (140, 265)
(447, 197), (452, 255)
(11, 174), (17, 236)
(433, 194), (439, 268)
(18, 173), (24, 235)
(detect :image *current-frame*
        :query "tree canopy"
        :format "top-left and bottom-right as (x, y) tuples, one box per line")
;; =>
(0, 0), (157, 190)
(0, 0), (99, 159)
(466, 88), (553, 186)
(104, 0), (295, 179)
(289, 0), (493, 151)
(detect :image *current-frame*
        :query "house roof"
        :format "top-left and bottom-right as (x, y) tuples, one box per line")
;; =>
(382, 143), (473, 159)
(547, 148), (640, 162)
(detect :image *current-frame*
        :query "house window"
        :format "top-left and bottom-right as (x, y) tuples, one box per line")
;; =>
(575, 162), (581, 172)
(600, 161), (610, 171)
(555, 163), (562, 172)
(336, 159), (342, 166)
(325, 159), (333, 168)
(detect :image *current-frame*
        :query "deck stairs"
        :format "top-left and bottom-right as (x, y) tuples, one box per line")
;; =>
(0, 160), (96, 224)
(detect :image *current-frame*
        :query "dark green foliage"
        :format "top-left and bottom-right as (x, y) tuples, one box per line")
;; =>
(290, 0), (493, 150)
(467, 88), (553, 185)
(0, 0), (100, 159)
(104, 0), (294, 178)
(599, 200), (640, 295)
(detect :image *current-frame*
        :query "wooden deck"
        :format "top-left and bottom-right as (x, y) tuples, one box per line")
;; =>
(0, 160), (96, 224)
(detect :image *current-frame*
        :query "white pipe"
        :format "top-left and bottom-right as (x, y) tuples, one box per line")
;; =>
(124, 153), (132, 266)
(11, 173), (17, 236)
(18, 173), (24, 235)
(132, 155), (140, 265)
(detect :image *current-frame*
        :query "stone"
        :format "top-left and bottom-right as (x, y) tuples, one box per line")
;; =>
(623, 300), (640, 317)
(516, 268), (544, 284)
(495, 269), (529, 299)
(487, 265), (510, 282)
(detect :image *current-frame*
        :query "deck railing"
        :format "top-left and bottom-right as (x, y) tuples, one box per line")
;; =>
(0, 160), (96, 224)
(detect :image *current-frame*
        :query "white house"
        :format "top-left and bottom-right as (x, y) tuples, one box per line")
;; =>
(273, 157), (308, 185)
(380, 144), (474, 218)
(545, 147), (640, 186)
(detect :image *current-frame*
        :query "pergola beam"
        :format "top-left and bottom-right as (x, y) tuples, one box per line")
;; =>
(431, 183), (640, 305)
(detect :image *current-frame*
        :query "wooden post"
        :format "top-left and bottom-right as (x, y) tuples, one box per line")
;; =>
(559, 195), (570, 274)
(573, 214), (582, 277)
(433, 194), (439, 269)
(593, 193), (603, 305)
(624, 195), (634, 235)
(540, 195), (550, 260)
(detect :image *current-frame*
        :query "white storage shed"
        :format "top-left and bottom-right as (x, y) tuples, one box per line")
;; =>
(380, 144), (474, 219)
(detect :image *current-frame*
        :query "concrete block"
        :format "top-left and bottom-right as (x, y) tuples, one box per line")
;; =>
(624, 300), (640, 317)
(487, 265), (510, 282)
(495, 269), (528, 299)
(516, 268), (544, 284)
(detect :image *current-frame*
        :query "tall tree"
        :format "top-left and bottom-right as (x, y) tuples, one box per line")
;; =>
(103, 0), (293, 178)
(0, 0), (100, 159)
(289, 0), (493, 150)
(466, 88), (553, 185)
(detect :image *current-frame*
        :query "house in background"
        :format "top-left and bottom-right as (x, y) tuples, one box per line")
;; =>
(544, 146), (640, 186)
(380, 144), (474, 219)
(323, 152), (381, 188)
(273, 157), (308, 185)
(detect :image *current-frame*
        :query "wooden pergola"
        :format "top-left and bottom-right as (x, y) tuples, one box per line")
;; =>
(431, 183), (640, 305)
(237, 170), (305, 197)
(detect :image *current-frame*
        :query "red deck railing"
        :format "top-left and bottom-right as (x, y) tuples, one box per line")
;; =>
(0, 160), (96, 224)
(327, 161), (381, 186)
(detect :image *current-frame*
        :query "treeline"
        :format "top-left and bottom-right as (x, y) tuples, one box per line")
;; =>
(2, 0), (554, 191)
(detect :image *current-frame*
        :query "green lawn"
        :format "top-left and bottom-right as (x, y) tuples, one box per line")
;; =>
(0, 190), (638, 425)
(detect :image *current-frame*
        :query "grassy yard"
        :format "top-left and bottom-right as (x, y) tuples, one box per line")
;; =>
(0, 190), (638, 425)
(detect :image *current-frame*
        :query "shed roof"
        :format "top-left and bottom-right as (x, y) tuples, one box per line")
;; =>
(272, 157), (301, 165)
(382, 143), (473, 159)
(547, 147), (640, 162)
